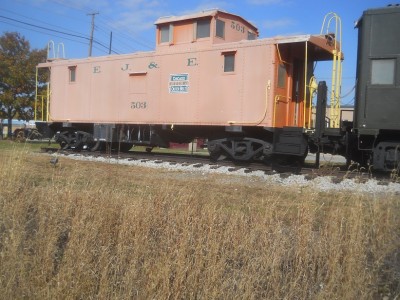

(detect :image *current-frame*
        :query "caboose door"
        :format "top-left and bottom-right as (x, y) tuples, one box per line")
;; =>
(273, 62), (291, 128)
(290, 59), (305, 127)
(274, 41), (319, 128)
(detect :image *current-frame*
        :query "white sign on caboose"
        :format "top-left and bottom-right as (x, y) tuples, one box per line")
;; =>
(169, 73), (189, 94)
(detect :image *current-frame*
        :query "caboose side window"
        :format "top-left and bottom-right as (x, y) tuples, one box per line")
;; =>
(223, 52), (235, 72)
(160, 24), (171, 43)
(248, 31), (256, 40)
(196, 19), (211, 39)
(371, 59), (395, 85)
(68, 66), (76, 83)
(216, 19), (225, 38)
(277, 64), (286, 88)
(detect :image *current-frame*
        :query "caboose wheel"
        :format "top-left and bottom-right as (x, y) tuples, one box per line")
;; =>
(89, 140), (101, 151)
(68, 132), (82, 150)
(56, 131), (83, 150)
(57, 131), (70, 150)
(209, 150), (227, 162)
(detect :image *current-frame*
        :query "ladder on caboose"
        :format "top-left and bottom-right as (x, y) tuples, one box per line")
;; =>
(320, 12), (342, 129)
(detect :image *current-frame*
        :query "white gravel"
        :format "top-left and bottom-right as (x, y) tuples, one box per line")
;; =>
(54, 153), (400, 195)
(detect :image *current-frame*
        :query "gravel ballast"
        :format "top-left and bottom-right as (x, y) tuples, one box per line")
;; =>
(53, 153), (400, 195)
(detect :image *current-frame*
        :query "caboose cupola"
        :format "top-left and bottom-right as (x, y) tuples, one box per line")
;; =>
(154, 9), (259, 51)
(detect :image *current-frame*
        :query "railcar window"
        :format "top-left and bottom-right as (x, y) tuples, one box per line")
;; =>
(277, 64), (286, 88)
(216, 19), (225, 38)
(371, 59), (396, 85)
(224, 53), (235, 72)
(68, 66), (76, 82)
(197, 19), (211, 39)
(248, 31), (256, 40)
(160, 25), (170, 43)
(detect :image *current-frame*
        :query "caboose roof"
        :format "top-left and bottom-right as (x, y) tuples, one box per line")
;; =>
(154, 9), (258, 33)
(272, 34), (343, 60)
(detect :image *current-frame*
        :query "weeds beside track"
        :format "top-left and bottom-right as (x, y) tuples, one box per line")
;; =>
(0, 143), (399, 299)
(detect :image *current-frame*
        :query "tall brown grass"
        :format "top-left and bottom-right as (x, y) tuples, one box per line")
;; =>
(0, 145), (399, 299)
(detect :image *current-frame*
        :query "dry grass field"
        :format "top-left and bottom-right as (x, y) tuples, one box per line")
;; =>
(0, 141), (399, 299)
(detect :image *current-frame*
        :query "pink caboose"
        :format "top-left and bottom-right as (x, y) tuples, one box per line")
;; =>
(36, 9), (339, 161)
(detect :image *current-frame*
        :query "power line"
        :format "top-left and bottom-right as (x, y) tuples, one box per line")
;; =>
(93, 39), (119, 54)
(96, 17), (154, 50)
(0, 19), (88, 47)
(0, 14), (119, 55)
(44, 0), (154, 51)
(0, 15), (90, 41)
(1, 4), (155, 55)
(44, 0), (155, 50)
(94, 24), (137, 53)
(0, 7), (87, 38)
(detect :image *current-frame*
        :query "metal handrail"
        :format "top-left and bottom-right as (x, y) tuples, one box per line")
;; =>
(273, 94), (290, 127)
(320, 12), (343, 128)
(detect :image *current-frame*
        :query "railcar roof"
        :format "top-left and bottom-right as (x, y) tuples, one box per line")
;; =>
(244, 34), (343, 60)
(154, 9), (258, 32)
(355, 4), (400, 28)
(37, 33), (341, 67)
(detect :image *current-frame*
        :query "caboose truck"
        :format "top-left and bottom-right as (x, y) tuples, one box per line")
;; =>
(35, 9), (341, 168)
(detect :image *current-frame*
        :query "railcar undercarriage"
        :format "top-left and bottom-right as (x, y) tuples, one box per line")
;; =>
(207, 137), (273, 162)
(44, 121), (311, 174)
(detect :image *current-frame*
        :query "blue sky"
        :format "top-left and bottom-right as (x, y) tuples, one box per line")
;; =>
(0, 0), (393, 105)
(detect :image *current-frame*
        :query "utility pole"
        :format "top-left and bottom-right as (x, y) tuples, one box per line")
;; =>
(87, 12), (99, 57)
(109, 31), (113, 55)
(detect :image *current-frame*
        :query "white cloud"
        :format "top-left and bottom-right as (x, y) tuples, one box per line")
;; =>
(113, 11), (161, 31)
(247, 0), (285, 5)
(48, 0), (109, 11)
(111, 0), (232, 31)
(262, 18), (295, 30)
(180, 1), (232, 13)
(108, 0), (168, 31)
(116, 0), (162, 9)
(142, 1), (233, 17)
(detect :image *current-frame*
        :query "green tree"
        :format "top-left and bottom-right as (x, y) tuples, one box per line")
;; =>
(0, 32), (47, 138)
